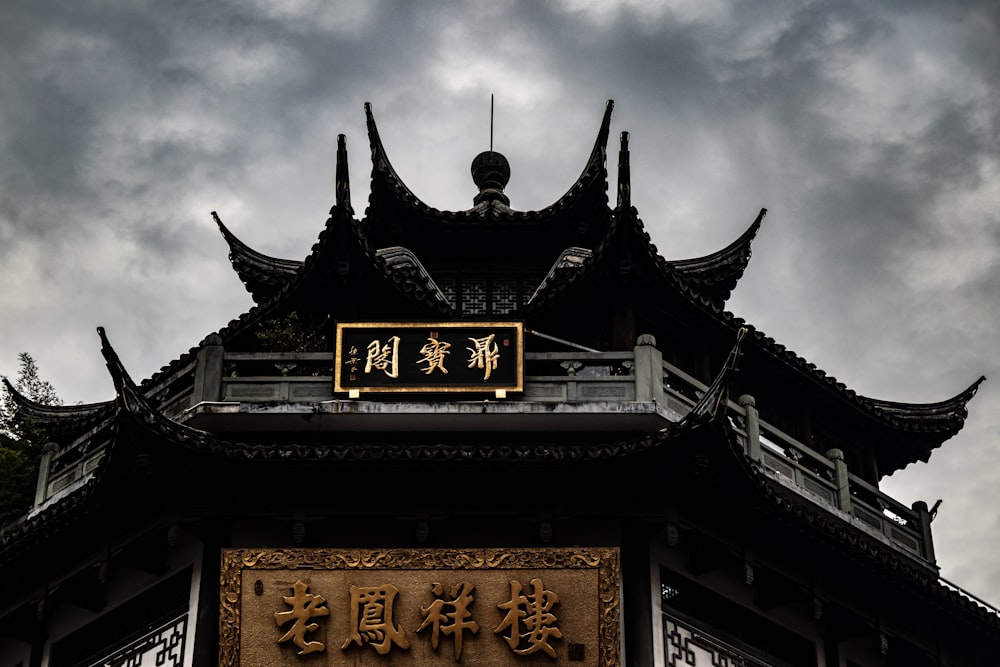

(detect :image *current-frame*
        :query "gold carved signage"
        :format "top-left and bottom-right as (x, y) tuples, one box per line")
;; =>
(334, 322), (524, 394)
(220, 547), (619, 667)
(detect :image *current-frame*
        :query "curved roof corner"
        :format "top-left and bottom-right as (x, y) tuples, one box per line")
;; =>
(213, 211), (303, 303)
(363, 101), (613, 227)
(665, 208), (766, 307)
(2, 377), (113, 443)
(866, 376), (986, 434)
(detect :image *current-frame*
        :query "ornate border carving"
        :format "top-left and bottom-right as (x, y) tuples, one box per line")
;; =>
(220, 547), (619, 667)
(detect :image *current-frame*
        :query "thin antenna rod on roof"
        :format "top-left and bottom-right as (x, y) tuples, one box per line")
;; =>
(490, 94), (494, 152)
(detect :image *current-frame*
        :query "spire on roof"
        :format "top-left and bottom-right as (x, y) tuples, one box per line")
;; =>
(617, 131), (630, 210)
(471, 94), (512, 206)
(471, 150), (511, 206)
(336, 133), (352, 213)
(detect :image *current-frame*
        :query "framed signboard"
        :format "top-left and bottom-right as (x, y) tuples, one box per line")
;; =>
(220, 547), (619, 667)
(334, 322), (524, 394)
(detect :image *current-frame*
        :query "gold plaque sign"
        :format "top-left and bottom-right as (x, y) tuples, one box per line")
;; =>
(220, 547), (619, 667)
(334, 322), (524, 394)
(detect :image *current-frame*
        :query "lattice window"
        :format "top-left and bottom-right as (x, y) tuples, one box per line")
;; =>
(51, 567), (192, 667)
(493, 278), (519, 315)
(86, 614), (187, 667)
(432, 267), (545, 316)
(659, 566), (814, 666)
(462, 281), (488, 315)
(663, 614), (761, 667)
(438, 278), (457, 310)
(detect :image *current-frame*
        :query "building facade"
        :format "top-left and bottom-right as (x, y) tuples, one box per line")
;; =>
(0, 101), (995, 667)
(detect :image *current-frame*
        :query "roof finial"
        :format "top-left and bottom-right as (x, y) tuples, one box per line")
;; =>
(471, 95), (510, 207)
(617, 131), (631, 210)
(336, 133), (352, 212)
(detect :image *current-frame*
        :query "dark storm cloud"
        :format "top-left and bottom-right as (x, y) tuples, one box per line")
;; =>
(1, 0), (998, 605)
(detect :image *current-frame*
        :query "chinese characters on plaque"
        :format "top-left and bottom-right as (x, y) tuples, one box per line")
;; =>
(335, 323), (523, 394)
(275, 578), (562, 659)
(223, 548), (619, 667)
(275, 580), (330, 655)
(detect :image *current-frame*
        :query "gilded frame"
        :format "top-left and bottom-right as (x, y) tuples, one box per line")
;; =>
(220, 546), (619, 667)
(334, 321), (524, 394)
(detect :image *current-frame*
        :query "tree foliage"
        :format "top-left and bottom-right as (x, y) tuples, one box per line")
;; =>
(1, 353), (62, 527)
(255, 310), (327, 352)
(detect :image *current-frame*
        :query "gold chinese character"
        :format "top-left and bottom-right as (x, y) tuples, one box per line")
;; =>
(365, 337), (400, 378)
(495, 578), (562, 657)
(466, 334), (499, 381)
(418, 338), (451, 375)
(418, 582), (480, 660)
(341, 584), (409, 655)
(274, 580), (330, 656)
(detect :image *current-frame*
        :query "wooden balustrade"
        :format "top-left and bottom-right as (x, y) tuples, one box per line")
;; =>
(32, 336), (936, 567)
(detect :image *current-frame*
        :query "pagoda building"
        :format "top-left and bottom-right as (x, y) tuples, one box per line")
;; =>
(0, 101), (994, 667)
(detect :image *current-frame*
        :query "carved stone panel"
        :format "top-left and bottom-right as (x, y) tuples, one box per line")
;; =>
(221, 547), (619, 667)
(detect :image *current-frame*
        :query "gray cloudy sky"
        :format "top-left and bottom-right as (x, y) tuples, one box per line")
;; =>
(2, 0), (998, 603)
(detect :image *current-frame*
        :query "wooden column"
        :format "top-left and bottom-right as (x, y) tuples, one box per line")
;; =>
(33, 442), (58, 507)
(826, 448), (851, 512)
(911, 500), (937, 564)
(633, 334), (665, 404)
(738, 394), (762, 462)
(191, 333), (224, 406)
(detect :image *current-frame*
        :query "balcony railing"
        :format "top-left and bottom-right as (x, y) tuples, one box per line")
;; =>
(33, 335), (934, 566)
(727, 397), (933, 564)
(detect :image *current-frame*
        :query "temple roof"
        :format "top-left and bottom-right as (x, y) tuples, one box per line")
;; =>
(38, 101), (982, 475)
(214, 103), (768, 322)
(2, 377), (113, 444)
(363, 100), (612, 228)
(665, 210), (764, 305)
(865, 376), (986, 432)
(613, 130), (763, 307)
(524, 133), (764, 313)
(1, 103), (995, 661)
(214, 212), (302, 304)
